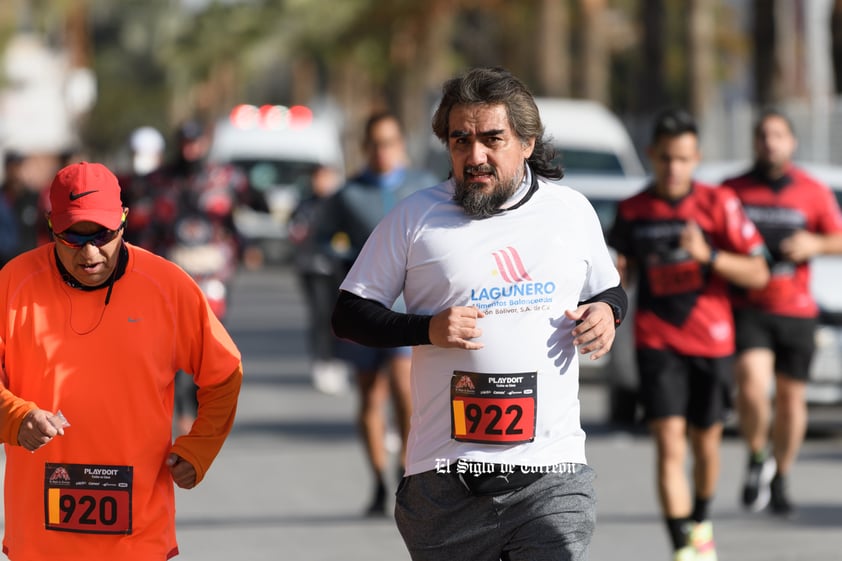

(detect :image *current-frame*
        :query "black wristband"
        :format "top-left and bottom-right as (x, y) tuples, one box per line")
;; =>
(708, 248), (719, 266)
(579, 283), (627, 327)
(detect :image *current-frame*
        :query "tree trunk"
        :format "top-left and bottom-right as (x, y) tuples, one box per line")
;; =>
(752, 0), (777, 104)
(290, 56), (319, 107)
(65, 1), (91, 68)
(388, 0), (456, 166)
(832, 0), (842, 93)
(687, 0), (717, 117)
(579, 0), (609, 104)
(775, 0), (806, 100)
(331, 59), (376, 173)
(535, 0), (570, 97)
(639, 0), (666, 113)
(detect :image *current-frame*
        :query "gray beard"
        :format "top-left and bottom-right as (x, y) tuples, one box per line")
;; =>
(453, 175), (520, 219)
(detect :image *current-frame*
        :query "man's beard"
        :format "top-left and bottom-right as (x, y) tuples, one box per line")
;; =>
(453, 166), (520, 218)
(755, 154), (787, 176)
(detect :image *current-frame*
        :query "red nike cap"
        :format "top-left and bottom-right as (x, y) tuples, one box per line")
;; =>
(49, 162), (124, 233)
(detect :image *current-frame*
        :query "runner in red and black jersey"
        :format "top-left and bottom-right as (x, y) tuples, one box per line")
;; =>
(723, 108), (842, 518)
(609, 109), (768, 561)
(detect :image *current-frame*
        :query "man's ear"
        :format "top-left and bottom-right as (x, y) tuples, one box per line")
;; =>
(522, 137), (536, 159)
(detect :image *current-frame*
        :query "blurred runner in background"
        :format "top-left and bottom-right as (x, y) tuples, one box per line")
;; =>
(118, 126), (166, 247)
(288, 164), (349, 394)
(0, 182), (18, 267)
(318, 110), (438, 516)
(1, 151), (39, 258)
(723, 108), (842, 518)
(137, 121), (248, 435)
(609, 108), (769, 561)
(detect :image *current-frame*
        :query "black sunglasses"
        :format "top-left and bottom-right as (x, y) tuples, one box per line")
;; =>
(53, 221), (125, 249)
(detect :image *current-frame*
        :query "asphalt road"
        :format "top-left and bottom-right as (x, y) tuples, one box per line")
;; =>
(2, 264), (841, 560)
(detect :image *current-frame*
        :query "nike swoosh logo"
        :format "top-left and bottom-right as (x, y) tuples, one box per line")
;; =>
(127, 317), (141, 323)
(69, 190), (99, 201)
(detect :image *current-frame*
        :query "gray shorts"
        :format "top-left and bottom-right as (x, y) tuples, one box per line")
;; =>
(395, 464), (596, 561)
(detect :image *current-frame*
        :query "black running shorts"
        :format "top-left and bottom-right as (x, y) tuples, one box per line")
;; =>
(636, 348), (733, 428)
(733, 307), (816, 380)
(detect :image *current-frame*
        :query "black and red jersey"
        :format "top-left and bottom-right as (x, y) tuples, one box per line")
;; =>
(609, 182), (765, 357)
(723, 165), (842, 318)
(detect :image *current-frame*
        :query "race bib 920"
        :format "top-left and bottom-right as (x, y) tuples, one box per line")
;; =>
(44, 463), (133, 534)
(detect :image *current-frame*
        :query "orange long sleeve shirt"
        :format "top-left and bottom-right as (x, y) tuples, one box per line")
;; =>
(0, 243), (242, 561)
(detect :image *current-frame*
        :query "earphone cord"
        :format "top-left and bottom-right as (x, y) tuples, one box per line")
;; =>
(60, 243), (125, 335)
(66, 292), (108, 336)
(104, 264), (117, 305)
(67, 270), (114, 336)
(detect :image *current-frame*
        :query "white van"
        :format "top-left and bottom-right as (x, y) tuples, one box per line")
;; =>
(208, 104), (345, 262)
(535, 97), (645, 178)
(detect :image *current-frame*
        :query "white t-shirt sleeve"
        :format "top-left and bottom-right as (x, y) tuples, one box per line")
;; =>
(339, 199), (413, 309)
(572, 190), (621, 301)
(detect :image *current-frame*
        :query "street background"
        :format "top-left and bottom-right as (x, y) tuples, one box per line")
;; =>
(2, 264), (841, 560)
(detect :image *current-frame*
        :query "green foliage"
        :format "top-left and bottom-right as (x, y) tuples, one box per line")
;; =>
(0, 0), (764, 162)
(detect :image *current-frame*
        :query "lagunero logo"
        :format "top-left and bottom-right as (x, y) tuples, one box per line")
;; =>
(493, 247), (532, 283)
(470, 247), (556, 312)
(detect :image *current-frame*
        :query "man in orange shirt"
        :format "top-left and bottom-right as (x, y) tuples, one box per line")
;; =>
(0, 161), (243, 561)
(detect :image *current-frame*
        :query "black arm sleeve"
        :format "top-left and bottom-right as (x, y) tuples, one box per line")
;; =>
(331, 290), (432, 347)
(578, 283), (628, 326)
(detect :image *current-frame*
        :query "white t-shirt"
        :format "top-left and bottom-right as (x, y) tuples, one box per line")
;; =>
(340, 172), (620, 475)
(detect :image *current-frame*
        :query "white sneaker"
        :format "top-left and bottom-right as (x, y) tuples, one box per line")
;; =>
(311, 360), (350, 395)
(742, 454), (776, 512)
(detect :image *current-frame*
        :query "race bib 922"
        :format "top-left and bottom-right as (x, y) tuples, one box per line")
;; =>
(450, 370), (537, 445)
